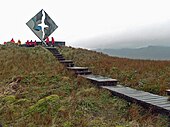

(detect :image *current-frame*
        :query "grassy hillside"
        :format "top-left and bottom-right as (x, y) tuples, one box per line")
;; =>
(60, 47), (170, 95)
(0, 44), (169, 127)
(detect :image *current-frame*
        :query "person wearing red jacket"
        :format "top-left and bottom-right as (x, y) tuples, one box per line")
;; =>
(29, 40), (33, 47)
(10, 38), (15, 43)
(26, 40), (29, 47)
(45, 37), (50, 46)
(51, 37), (55, 47)
(33, 40), (37, 47)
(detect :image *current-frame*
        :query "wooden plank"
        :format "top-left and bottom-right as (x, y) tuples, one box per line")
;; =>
(59, 60), (74, 67)
(144, 97), (168, 103)
(82, 75), (118, 86)
(166, 89), (170, 96)
(67, 67), (91, 75)
(129, 93), (155, 98)
(145, 101), (169, 106)
(82, 74), (117, 82)
(60, 60), (73, 63)
(57, 57), (64, 59)
(135, 96), (164, 102)
(67, 67), (89, 71)
(58, 58), (65, 61)
(101, 85), (170, 115)
(155, 103), (170, 107)
(67, 67), (88, 69)
(56, 55), (64, 58)
(146, 99), (169, 104)
(163, 106), (170, 110)
(115, 91), (142, 95)
(76, 70), (92, 75)
(102, 86), (160, 98)
(54, 54), (63, 57)
(132, 93), (160, 97)
(101, 85), (128, 90)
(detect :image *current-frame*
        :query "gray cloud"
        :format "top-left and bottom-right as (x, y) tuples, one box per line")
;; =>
(73, 21), (170, 49)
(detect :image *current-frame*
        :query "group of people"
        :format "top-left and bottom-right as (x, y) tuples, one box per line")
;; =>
(3, 38), (22, 46)
(3, 37), (56, 47)
(45, 37), (55, 47)
(26, 37), (55, 47)
(26, 40), (37, 47)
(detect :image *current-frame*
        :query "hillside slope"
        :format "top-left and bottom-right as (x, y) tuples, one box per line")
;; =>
(60, 46), (170, 95)
(96, 46), (170, 60)
(0, 45), (169, 127)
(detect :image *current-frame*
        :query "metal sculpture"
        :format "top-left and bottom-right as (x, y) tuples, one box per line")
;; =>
(26, 9), (58, 45)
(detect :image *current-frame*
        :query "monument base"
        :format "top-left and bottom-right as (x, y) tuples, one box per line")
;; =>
(36, 41), (65, 47)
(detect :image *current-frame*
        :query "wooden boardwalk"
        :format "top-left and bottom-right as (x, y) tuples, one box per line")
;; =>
(101, 85), (170, 115)
(46, 47), (170, 122)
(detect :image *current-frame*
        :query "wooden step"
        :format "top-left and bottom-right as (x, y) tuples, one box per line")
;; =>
(53, 53), (63, 56)
(75, 70), (92, 75)
(51, 50), (59, 53)
(46, 47), (57, 50)
(60, 60), (74, 67)
(54, 55), (64, 59)
(67, 67), (91, 75)
(64, 63), (74, 67)
(53, 53), (60, 56)
(60, 60), (73, 63)
(166, 90), (170, 96)
(46, 48), (59, 52)
(81, 74), (118, 86)
(60, 60), (73, 64)
(58, 58), (65, 61)
(67, 67), (89, 71)
(56, 56), (64, 58)
(47, 48), (60, 55)
(101, 85), (170, 115)
(54, 56), (63, 59)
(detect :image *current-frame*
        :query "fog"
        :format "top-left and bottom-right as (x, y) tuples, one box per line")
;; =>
(0, 0), (170, 49)
(73, 21), (170, 49)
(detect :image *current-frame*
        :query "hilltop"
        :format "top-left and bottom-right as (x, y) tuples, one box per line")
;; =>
(0, 44), (169, 126)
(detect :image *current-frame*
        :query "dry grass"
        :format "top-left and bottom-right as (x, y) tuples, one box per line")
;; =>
(60, 46), (170, 95)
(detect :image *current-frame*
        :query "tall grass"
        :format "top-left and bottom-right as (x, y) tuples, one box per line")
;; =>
(60, 47), (170, 95)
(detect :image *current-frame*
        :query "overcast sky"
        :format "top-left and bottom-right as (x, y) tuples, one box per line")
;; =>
(1, 0), (170, 48)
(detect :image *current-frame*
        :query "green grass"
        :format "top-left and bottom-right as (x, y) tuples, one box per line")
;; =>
(0, 44), (169, 126)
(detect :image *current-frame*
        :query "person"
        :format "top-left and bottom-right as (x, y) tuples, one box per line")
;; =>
(51, 37), (55, 47)
(17, 40), (21, 46)
(29, 40), (33, 47)
(45, 37), (50, 46)
(10, 38), (15, 43)
(33, 40), (37, 47)
(26, 40), (29, 47)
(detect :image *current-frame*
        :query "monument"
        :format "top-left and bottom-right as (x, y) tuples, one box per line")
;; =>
(26, 9), (58, 45)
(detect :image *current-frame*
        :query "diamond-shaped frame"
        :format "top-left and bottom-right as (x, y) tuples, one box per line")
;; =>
(26, 9), (58, 41)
